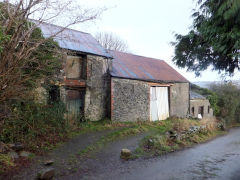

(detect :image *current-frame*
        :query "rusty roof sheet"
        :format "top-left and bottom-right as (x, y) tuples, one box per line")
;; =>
(110, 51), (188, 82)
(36, 22), (111, 58)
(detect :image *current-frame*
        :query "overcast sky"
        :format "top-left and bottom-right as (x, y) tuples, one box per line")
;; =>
(73, 0), (240, 82)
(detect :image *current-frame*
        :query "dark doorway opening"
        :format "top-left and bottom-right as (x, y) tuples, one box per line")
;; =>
(191, 107), (195, 116)
(198, 106), (204, 117)
(49, 85), (60, 103)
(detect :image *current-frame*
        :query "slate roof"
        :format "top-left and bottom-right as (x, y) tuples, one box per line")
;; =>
(190, 91), (206, 100)
(110, 51), (188, 82)
(35, 21), (111, 58)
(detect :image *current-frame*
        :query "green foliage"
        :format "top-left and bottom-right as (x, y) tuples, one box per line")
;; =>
(0, 26), (10, 53)
(234, 104), (240, 123)
(0, 154), (14, 173)
(207, 93), (219, 115)
(0, 101), (67, 152)
(0, 1), (61, 102)
(0, 2), (62, 153)
(192, 82), (240, 126)
(191, 83), (220, 115)
(21, 27), (61, 89)
(172, 0), (240, 76)
(148, 135), (172, 154)
(210, 82), (240, 125)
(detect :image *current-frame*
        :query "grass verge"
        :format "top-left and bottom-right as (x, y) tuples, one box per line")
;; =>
(77, 118), (204, 157)
(134, 120), (226, 157)
(78, 120), (174, 157)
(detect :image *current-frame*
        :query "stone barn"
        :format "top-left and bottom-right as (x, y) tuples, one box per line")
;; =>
(38, 22), (112, 121)
(110, 51), (190, 122)
(36, 22), (192, 122)
(190, 91), (213, 119)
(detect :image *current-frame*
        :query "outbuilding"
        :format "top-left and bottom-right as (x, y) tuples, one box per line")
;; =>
(110, 51), (190, 122)
(190, 91), (213, 119)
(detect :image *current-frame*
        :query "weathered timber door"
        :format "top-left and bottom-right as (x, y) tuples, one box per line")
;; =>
(66, 88), (85, 118)
(150, 87), (169, 121)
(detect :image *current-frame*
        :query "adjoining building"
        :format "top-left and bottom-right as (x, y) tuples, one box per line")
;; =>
(110, 51), (190, 122)
(190, 91), (213, 119)
(38, 22), (113, 121)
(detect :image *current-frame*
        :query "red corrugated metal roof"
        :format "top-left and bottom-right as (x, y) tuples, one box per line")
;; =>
(110, 51), (188, 82)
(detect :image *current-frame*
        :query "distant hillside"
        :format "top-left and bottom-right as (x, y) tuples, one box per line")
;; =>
(193, 80), (240, 89)
(193, 81), (213, 89)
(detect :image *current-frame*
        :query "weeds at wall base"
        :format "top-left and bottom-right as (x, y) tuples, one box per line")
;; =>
(135, 129), (226, 158)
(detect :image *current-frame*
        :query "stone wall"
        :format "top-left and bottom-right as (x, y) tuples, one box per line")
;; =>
(111, 78), (150, 122)
(57, 52), (189, 122)
(58, 53), (111, 121)
(111, 78), (190, 122)
(33, 50), (112, 121)
(34, 86), (48, 104)
(169, 83), (190, 118)
(190, 99), (213, 119)
(84, 55), (112, 121)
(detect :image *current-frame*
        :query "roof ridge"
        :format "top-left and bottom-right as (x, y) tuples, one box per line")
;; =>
(30, 19), (90, 35)
(111, 50), (164, 62)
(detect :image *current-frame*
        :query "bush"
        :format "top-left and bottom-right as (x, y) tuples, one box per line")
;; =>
(0, 101), (68, 152)
(191, 82), (240, 126)
(210, 82), (240, 126)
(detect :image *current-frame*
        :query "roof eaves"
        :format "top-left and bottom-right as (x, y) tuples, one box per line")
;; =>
(67, 49), (113, 59)
(111, 74), (189, 83)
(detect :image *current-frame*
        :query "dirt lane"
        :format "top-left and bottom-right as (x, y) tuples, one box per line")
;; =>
(62, 128), (240, 180)
(10, 130), (118, 180)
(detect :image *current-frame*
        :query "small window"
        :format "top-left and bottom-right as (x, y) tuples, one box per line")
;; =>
(191, 107), (194, 115)
(208, 106), (210, 114)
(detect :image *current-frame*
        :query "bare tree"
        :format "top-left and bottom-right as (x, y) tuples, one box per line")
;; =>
(0, 0), (105, 119)
(95, 32), (129, 52)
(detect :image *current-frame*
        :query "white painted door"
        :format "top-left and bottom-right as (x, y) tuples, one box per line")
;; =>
(150, 87), (169, 121)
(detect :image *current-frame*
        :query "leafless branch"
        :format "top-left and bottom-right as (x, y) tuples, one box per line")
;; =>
(0, 0), (106, 118)
(95, 32), (129, 52)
